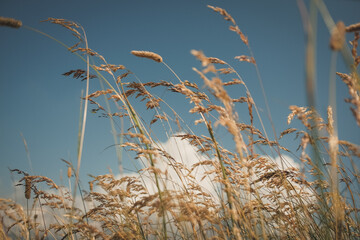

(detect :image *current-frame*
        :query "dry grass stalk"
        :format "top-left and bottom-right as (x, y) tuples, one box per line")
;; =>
(327, 106), (344, 239)
(345, 22), (360, 33)
(0, 16), (22, 28)
(42, 17), (80, 38)
(229, 25), (249, 46)
(207, 5), (236, 25)
(131, 50), (163, 63)
(207, 5), (249, 46)
(42, 17), (84, 51)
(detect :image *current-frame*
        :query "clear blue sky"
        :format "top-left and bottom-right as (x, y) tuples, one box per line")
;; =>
(1, 0), (359, 198)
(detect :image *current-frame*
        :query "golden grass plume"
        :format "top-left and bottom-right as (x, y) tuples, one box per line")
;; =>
(131, 50), (163, 63)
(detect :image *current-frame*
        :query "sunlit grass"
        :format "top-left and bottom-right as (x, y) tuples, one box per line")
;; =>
(1, 1), (359, 239)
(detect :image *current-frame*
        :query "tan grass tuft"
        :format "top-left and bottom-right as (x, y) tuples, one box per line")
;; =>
(0, 16), (22, 28)
(131, 50), (163, 63)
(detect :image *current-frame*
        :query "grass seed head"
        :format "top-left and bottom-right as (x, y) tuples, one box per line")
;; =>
(25, 177), (31, 199)
(0, 16), (22, 28)
(208, 57), (226, 64)
(131, 50), (163, 63)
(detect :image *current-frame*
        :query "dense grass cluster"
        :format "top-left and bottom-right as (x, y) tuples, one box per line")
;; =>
(1, 2), (360, 240)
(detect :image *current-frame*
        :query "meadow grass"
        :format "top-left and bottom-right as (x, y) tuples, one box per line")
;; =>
(1, 2), (360, 239)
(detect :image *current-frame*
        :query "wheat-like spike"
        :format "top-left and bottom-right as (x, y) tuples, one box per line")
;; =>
(131, 50), (163, 63)
(0, 16), (22, 28)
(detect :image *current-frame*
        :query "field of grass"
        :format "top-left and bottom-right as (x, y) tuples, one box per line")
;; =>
(1, 1), (360, 239)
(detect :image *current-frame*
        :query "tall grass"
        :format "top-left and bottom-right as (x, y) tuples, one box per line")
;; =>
(1, 1), (360, 239)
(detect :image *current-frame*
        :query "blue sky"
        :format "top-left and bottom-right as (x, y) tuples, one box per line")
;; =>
(1, 0), (359, 198)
